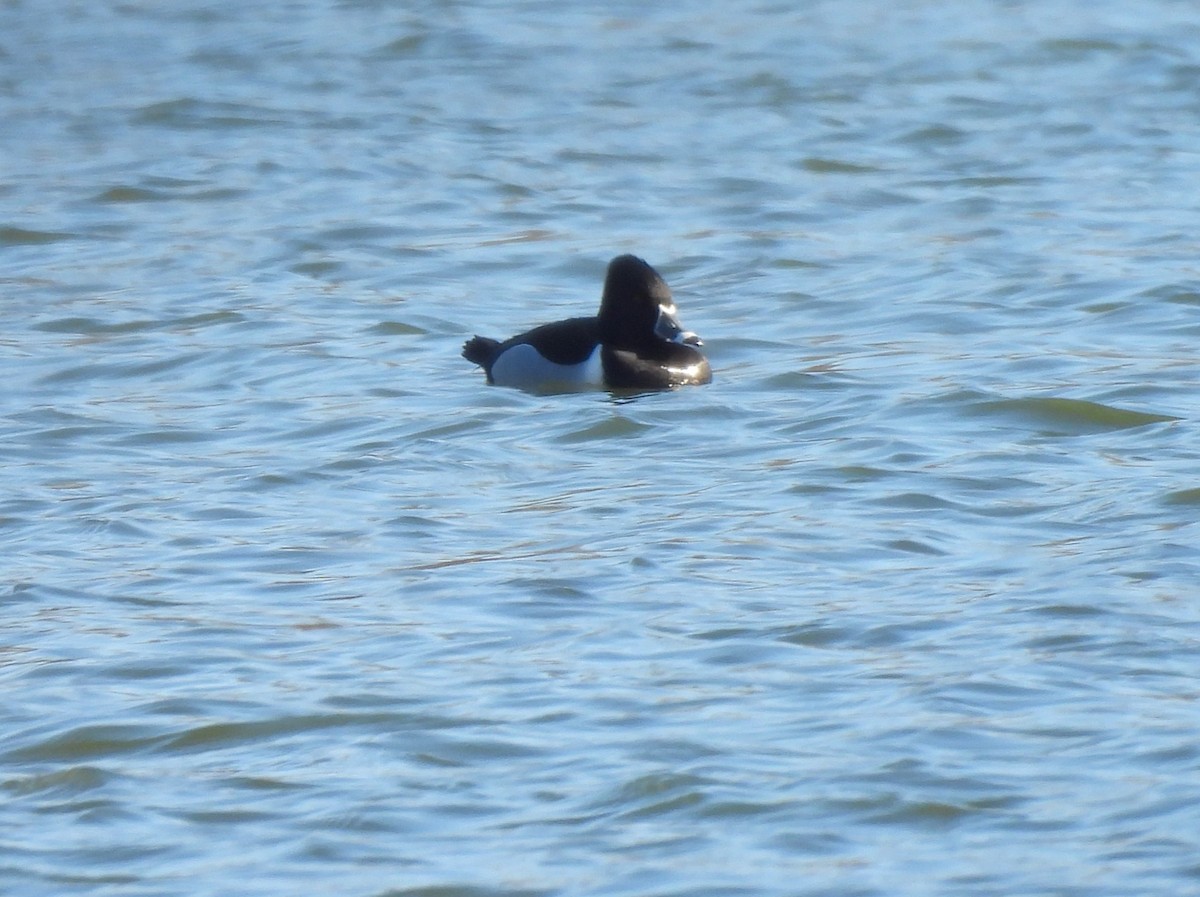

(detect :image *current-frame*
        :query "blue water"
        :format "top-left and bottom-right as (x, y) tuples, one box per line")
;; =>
(4, 2), (1200, 895)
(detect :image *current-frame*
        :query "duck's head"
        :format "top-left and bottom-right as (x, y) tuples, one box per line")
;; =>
(598, 254), (703, 350)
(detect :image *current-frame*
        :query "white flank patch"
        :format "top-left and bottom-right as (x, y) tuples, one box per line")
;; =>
(490, 343), (604, 391)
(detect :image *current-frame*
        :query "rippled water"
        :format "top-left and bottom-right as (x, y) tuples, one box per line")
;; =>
(4, 1), (1200, 895)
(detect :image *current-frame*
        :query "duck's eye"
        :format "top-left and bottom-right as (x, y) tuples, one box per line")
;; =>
(654, 304), (701, 345)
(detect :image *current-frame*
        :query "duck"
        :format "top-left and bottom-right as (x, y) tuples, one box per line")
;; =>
(462, 254), (711, 392)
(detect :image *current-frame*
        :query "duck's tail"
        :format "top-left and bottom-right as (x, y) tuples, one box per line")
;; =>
(462, 336), (500, 368)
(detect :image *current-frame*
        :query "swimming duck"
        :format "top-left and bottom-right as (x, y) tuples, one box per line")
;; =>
(462, 254), (711, 391)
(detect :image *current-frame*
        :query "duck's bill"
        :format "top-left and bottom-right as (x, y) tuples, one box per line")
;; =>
(655, 304), (703, 346)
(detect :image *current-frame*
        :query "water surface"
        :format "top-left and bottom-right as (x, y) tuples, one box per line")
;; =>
(3, 1), (1200, 895)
